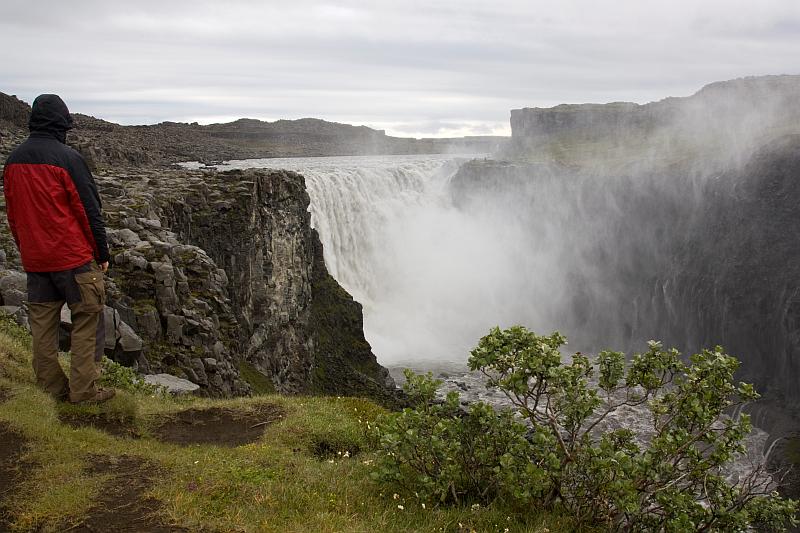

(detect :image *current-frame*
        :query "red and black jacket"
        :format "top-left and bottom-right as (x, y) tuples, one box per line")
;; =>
(2, 95), (110, 272)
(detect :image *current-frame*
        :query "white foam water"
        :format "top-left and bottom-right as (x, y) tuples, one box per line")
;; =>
(187, 154), (526, 366)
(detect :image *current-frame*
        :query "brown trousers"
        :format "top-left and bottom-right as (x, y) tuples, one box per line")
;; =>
(26, 261), (106, 403)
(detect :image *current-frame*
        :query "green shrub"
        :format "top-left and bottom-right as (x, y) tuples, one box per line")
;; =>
(373, 369), (536, 505)
(99, 356), (165, 396)
(373, 326), (798, 531)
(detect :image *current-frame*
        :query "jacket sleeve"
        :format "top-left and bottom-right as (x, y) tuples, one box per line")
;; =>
(66, 154), (110, 264)
(1, 167), (21, 249)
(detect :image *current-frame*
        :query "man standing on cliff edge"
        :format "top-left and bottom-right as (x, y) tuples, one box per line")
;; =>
(2, 94), (114, 404)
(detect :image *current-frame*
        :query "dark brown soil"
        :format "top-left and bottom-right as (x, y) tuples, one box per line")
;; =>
(58, 413), (140, 439)
(153, 404), (285, 447)
(67, 455), (186, 532)
(0, 422), (29, 532)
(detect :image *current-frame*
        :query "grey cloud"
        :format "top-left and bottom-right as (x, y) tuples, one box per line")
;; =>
(1, 0), (798, 136)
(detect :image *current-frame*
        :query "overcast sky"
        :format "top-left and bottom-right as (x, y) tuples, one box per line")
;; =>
(1, 0), (798, 138)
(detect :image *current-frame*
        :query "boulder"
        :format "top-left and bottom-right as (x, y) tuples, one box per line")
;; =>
(150, 261), (176, 284)
(129, 254), (148, 270)
(59, 305), (143, 365)
(101, 307), (144, 365)
(189, 357), (209, 386)
(2, 289), (25, 306)
(0, 271), (27, 305)
(0, 305), (27, 328)
(165, 314), (186, 343)
(143, 373), (199, 395)
(156, 285), (179, 312)
(0, 305), (21, 316)
(107, 228), (141, 247)
(134, 307), (162, 340)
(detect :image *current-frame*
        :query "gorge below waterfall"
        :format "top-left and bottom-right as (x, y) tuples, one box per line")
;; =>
(190, 141), (800, 412)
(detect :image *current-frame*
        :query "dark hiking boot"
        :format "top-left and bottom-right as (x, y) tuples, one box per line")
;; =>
(55, 387), (71, 402)
(71, 387), (116, 404)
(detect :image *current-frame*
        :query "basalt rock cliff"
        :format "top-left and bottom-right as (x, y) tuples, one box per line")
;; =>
(153, 168), (396, 401)
(504, 74), (800, 165)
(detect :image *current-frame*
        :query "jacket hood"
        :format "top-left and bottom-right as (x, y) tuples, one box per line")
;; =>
(28, 94), (74, 136)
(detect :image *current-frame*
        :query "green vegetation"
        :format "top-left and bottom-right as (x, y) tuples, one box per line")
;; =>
(374, 326), (798, 532)
(309, 265), (400, 408)
(238, 360), (276, 395)
(0, 315), (573, 532)
(132, 298), (157, 312)
(100, 355), (165, 395)
(5, 311), (792, 531)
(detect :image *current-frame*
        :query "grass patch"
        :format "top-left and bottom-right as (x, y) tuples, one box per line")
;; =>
(238, 360), (276, 395)
(56, 392), (142, 438)
(0, 317), (577, 532)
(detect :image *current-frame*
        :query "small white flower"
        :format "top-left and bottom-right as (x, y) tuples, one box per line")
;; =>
(393, 493), (399, 500)
(343, 451), (350, 458)
(397, 504), (404, 510)
(421, 503), (426, 509)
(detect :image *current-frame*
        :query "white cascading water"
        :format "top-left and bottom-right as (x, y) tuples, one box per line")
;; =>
(208, 154), (537, 366)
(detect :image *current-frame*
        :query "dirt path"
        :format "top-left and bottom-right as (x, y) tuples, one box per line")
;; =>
(58, 412), (140, 439)
(2, 397), (282, 531)
(153, 404), (285, 447)
(67, 455), (187, 533)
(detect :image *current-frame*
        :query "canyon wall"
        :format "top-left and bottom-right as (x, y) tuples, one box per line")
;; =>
(506, 75), (800, 165)
(452, 74), (800, 405)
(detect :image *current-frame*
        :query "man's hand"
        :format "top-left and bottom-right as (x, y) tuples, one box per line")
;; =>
(100, 261), (109, 272)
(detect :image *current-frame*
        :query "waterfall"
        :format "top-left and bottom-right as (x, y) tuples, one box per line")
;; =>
(210, 154), (530, 365)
